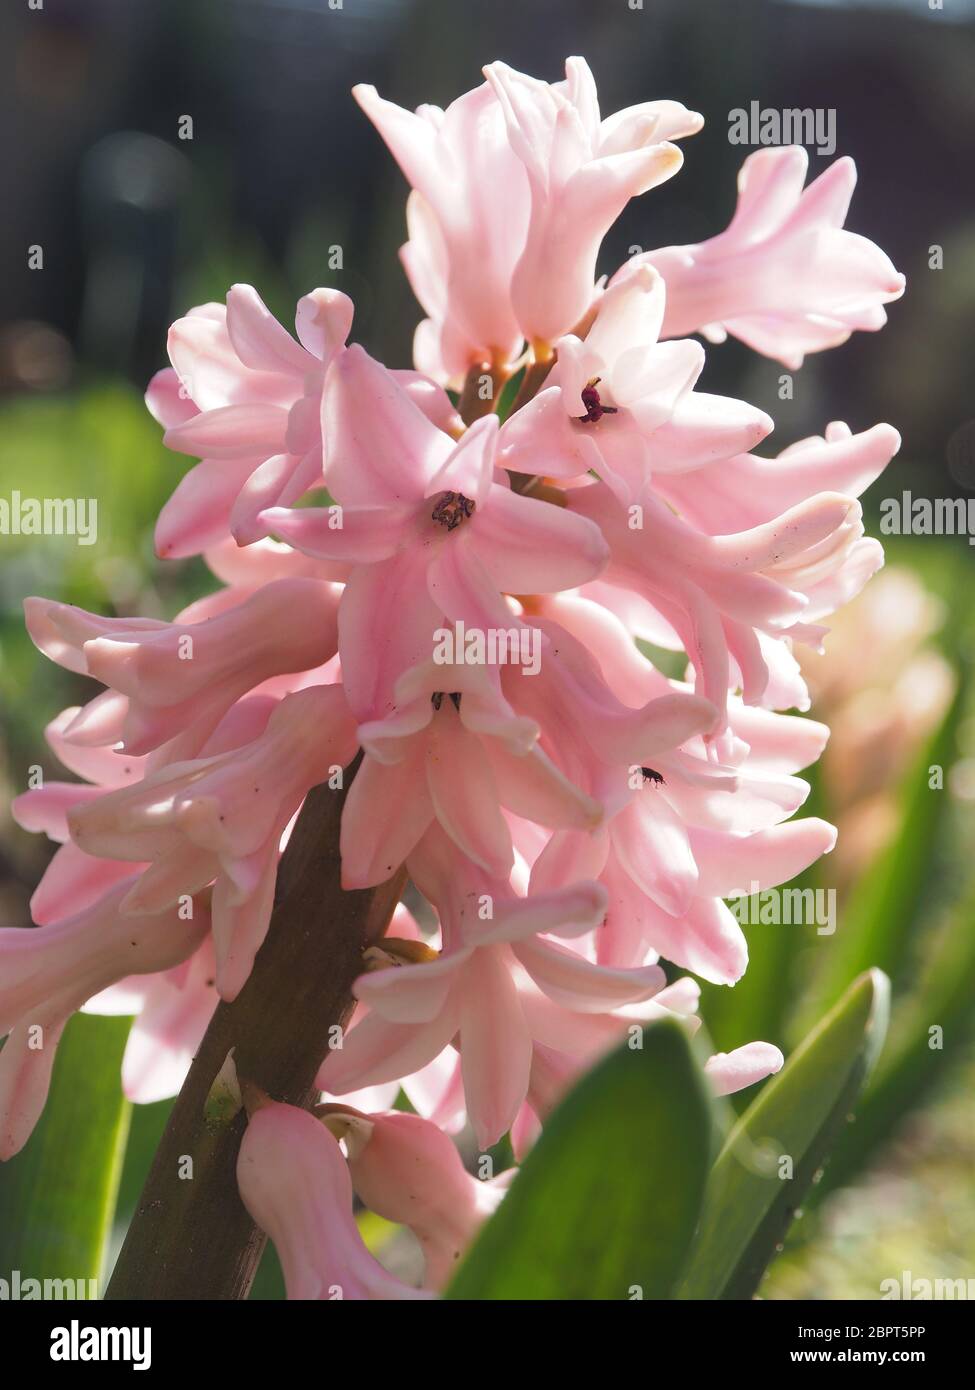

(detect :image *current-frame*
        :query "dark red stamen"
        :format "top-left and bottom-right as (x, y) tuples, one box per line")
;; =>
(576, 377), (619, 424)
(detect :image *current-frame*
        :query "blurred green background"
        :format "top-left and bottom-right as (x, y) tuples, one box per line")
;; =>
(2, 0), (975, 1300)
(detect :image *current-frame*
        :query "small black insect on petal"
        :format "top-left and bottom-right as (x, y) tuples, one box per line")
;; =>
(641, 766), (665, 786)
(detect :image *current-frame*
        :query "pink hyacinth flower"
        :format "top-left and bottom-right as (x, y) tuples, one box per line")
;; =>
(568, 478), (869, 721)
(353, 79), (529, 383)
(82, 934), (218, 1104)
(483, 57), (701, 347)
(236, 1101), (431, 1300)
(24, 578), (341, 757)
(260, 344), (608, 716)
(339, 647), (604, 888)
(499, 265), (774, 502)
(0, 883), (207, 1158)
(67, 685), (358, 1000)
(148, 284), (459, 554)
(149, 285), (352, 553)
(320, 826), (671, 1147)
(520, 592), (837, 980)
(620, 146), (905, 368)
(328, 1108), (510, 1290)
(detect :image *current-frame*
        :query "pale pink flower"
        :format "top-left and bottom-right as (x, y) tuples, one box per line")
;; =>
(619, 146), (905, 368)
(82, 935), (218, 1104)
(148, 285), (459, 554)
(328, 1108), (510, 1290)
(24, 579), (340, 757)
(148, 286), (352, 553)
(520, 594), (836, 980)
(261, 344), (608, 718)
(12, 695), (283, 925)
(526, 737), (836, 984)
(405, 974), (702, 1159)
(353, 80), (529, 382)
(498, 265), (773, 502)
(483, 57), (701, 347)
(334, 933), (781, 1158)
(320, 826), (669, 1147)
(67, 685), (358, 999)
(339, 655), (601, 889)
(568, 478), (871, 722)
(236, 1101), (431, 1300)
(339, 604), (713, 889)
(0, 883), (207, 1158)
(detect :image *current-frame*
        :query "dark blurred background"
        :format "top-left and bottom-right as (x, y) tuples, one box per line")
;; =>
(3, 0), (975, 450)
(2, 0), (975, 1299)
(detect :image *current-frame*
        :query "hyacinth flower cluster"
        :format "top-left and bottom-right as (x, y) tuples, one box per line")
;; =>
(4, 57), (904, 1298)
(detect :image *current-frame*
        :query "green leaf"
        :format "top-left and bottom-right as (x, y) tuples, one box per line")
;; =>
(0, 1014), (131, 1291)
(819, 882), (975, 1196)
(446, 1019), (711, 1300)
(495, 366), (525, 423)
(792, 677), (965, 1041)
(680, 969), (889, 1301)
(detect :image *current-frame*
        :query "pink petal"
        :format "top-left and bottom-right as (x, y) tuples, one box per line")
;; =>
(426, 703), (512, 876)
(705, 1041), (784, 1096)
(164, 403), (290, 460)
(513, 936), (665, 1012)
(340, 748), (434, 889)
(225, 284), (312, 375)
(458, 948), (532, 1148)
(611, 791), (698, 917)
(145, 368), (198, 428)
(323, 345), (450, 505)
(426, 413), (498, 507)
(317, 1004), (459, 1094)
(295, 288), (354, 362)
(354, 949), (467, 1025)
(469, 484), (609, 593)
(690, 818), (837, 898)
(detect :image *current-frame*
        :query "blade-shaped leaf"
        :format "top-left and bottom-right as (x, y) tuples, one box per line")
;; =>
(0, 1013), (131, 1291)
(680, 968), (889, 1301)
(818, 882), (975, 1196)
(792, 676), (964, 1042)
(446, 1019), (711, 1300)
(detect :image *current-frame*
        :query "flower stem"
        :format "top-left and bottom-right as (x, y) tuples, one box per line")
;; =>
(457, 355), (510, 425)
(104, 758), (405, 1301)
